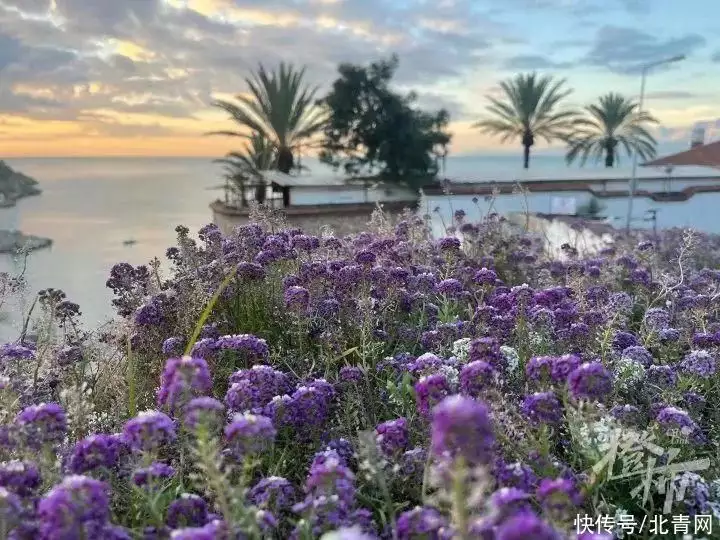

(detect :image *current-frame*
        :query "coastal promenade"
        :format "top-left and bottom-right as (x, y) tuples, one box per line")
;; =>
(422, 173), (720, 202)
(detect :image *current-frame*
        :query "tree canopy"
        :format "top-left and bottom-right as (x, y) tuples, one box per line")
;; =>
(318, 56), (451, 189)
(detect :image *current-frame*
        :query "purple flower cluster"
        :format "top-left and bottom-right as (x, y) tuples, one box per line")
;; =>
(224, 412), (276, 458)
(122, 410), (176, 451)
(375, 417), (409, 458)
(157, 356), (213, 413)
(431, 395), (495, 465)
(14, 403), (67, 449)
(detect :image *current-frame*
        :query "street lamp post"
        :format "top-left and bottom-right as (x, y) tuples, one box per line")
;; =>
(625, 54), (686, 232)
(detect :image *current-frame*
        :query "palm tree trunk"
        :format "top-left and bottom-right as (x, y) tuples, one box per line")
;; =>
(255, 182), (266, 204)
(523, 145), (530, 169)
(604, 148), (615, 168)
(277, 147), (294, 174)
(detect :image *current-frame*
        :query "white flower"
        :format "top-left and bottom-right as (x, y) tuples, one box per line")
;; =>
(451, 338), (471, 363)
(614, 357), (645, 390)
(500, 346), (520, 374)
(437, 365), (459, 389)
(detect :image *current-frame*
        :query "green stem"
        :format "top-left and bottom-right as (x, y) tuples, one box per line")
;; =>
(451, 457), (470, 540)
(127, 333), (137, 418)
(184, 267), (239, 356)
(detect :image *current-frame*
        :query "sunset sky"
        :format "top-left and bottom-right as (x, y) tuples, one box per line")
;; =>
(0, 0), (718, 157)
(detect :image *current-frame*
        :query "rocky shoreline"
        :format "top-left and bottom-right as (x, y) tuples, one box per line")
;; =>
(0, 230), (52, 254)
(0, 161), (42, 207)
(0, 161), (52, 254)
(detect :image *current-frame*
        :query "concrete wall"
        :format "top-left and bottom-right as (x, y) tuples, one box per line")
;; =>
(211, 201), (412, 237)
(290, 185), (418, 206)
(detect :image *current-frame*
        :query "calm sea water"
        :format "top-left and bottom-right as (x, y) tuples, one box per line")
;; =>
(0, 155), (717, 334)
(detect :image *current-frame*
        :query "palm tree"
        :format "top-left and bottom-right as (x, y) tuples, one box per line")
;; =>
(564, 92), (658, 168)
(215, 133), (276, 205)
(210, 63), (328, 174)
(474, 72), (576, 169)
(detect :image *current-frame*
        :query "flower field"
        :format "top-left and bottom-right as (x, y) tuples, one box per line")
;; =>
(1, 210), (720, 539)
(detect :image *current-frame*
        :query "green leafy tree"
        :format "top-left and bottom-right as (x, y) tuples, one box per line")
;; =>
(318, 56), (451, 188)
(210, 63), (327, 173)
(565, 92), (658, 168)
(474, 72), (576, 169)
(215, 133), (276, 205)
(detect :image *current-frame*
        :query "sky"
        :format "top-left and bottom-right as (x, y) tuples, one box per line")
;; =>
(0, 0), (719, 157)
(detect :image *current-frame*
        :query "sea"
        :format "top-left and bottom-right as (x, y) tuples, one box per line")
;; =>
(0, 154), (718, 335)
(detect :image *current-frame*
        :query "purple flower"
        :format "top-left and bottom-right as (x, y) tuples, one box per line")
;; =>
(526, 356), (553, 383)
(169, 519), (229, 539)
(621, 346), (654, 367)
(680, 350), (717, 378)
(287, 384), (334, 438)
(610, 404), (643, 426)
(183, 397), (225, 431)
(459, 361), (495, 397)
(435, 278), (464, 297)
(408, 353), (445, 376)
(354, 250), (377, 265)
(224, 413), (276, 458)
(375, 418), (409, 458)
(415, 374), (451, 419)
(157, 356), (213, 414)
(659, 328), (680, 343)
(248, 476), (297, 513)
(0, 487), (22, 531)
(395, 506), (451, 540)
(494, 460), (537, 491)
(468, 337), (503, 368)
(227, 365), (291, 412)
(339, 366), (364, 384)
(647, 365), (677, 387)
(216, 334), (269, 362)
(567, 362), (612, 401)
(495, 512), (560, 540)
(132, 462), (176, 487)
(38, 475), (110, 538)
(166, 494), (208, 528)
(550, 355), (581, 382)
(0, 343), (35, 361)
(14, 403), (67, 449)
(284, 286), (310, 311)
(431, 395), (495, 465)
(521, 392), (563, 425)
(237, 261), (266, 280)
(536, 477), (582, 515)
(438, 236), (461, 252)
(292, 234), (319, 252)
(190, 338), (218, 359)
(293, 450), (358, 535)
(490, 487), (532, 521)
(644, 307), (670, 330)
(655, 406), (704, 443)
(162, 337), (185, 357)
(0, 460), (41, 496)
(123, 410), (176, 451)
(67, 434), (121, 474)
(56, 345), (83, 366)
(612, 331), (638, 351)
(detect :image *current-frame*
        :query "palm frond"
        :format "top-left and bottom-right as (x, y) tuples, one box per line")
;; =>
(474, 72), (576, 149)
(564, 92), (659, 166)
